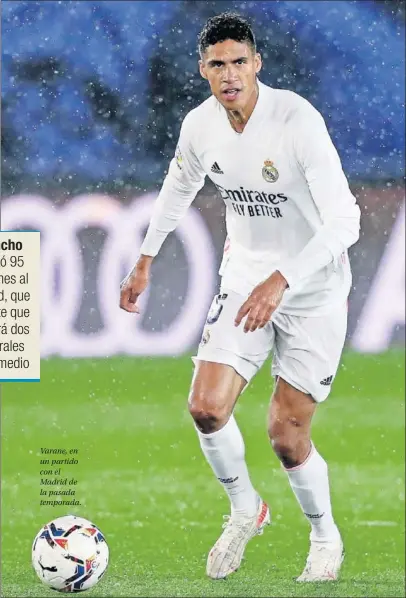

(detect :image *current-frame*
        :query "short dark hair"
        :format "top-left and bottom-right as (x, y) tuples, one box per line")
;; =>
(198, 12), (256, 56)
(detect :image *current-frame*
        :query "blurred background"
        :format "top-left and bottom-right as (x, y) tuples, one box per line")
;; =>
(2, 3), (405, 596)
(2, 0), (405, 357)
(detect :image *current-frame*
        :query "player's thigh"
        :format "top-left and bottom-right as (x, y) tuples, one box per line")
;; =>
(271, 303), (348, 403)
(269, 376), (317, 440)
(194, 289), (275, 386)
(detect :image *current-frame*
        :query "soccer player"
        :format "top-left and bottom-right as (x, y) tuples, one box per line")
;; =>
(120, 12), (360, 582)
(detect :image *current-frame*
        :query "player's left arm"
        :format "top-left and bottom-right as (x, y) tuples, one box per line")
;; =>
(276, 103), (361, 288)
(235, 103), (361, 333)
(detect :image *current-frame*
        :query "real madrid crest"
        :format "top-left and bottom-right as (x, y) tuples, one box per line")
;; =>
(262, 159), (279, 183)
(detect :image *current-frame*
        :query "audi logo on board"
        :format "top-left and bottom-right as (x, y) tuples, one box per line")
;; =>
(1, 193), (216, 357)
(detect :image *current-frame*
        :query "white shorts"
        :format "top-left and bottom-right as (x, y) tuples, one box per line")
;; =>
(194, 289), (348, 403)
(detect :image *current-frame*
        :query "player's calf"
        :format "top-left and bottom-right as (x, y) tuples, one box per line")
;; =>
(268, 377), (342, 580)
(189, 360), (262, 570)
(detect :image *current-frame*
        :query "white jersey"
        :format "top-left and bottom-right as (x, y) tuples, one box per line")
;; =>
(141, 80), (361, 316)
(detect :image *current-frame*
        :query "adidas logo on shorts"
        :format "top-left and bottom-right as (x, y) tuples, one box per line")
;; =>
(320, 375), (333, 386)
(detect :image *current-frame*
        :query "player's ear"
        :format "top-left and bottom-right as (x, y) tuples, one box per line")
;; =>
(199, 60), (208, 80)
(254, 53), (262, 74)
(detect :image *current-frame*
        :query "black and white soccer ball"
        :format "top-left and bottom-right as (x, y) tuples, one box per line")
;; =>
(32, 515), (109, 593)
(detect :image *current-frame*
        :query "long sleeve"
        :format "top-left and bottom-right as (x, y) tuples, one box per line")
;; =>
(140, 112), (206, 257)
(277, 104), (361, 289)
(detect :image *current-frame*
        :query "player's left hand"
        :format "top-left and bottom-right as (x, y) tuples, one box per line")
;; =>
(234, 270), (289, 333)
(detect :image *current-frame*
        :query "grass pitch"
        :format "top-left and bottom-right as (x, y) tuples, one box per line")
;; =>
(1, 351), (405, 597)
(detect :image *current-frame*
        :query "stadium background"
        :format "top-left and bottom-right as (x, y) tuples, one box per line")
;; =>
(1, 1), (405, 597)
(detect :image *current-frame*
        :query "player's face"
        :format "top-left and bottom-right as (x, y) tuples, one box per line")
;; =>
(199, 39), (261, 110)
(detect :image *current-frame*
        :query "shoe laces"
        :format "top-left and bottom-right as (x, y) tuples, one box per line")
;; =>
(222, 513), (254, 528)
(303, 543), (335, 575)
(218, 514), (254, 546)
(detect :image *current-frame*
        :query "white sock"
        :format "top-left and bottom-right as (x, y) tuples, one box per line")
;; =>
(284, 443), (340, 543)
(196, 414), (258, 518)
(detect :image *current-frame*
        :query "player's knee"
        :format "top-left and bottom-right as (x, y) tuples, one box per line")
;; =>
(268, 418), (308, 468)
(188, 392), (229, 434)
(270, 434), (298, 467)
(188, 405), (227, 433)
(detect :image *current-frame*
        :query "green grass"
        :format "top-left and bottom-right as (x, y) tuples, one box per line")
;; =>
(1, 352), (405, 597)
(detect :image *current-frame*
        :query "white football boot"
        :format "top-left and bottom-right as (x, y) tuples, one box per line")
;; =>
(297, 535), (344, 582)
(206, 497), (270, 579)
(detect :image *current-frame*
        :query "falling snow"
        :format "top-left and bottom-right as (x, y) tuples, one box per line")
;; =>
(2, 0), (404, 195)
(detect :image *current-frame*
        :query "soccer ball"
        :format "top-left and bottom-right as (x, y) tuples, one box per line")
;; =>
(32, 515), (109, 593)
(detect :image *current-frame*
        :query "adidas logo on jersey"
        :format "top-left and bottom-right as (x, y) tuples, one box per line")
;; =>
(211, 162), (224, 174)
(320, 375), (333, 386)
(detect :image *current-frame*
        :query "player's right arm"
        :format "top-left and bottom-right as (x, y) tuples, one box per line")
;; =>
(119, 112), (206, 313)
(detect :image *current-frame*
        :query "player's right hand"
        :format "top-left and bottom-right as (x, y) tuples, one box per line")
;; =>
(119, 263), (150, 314)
